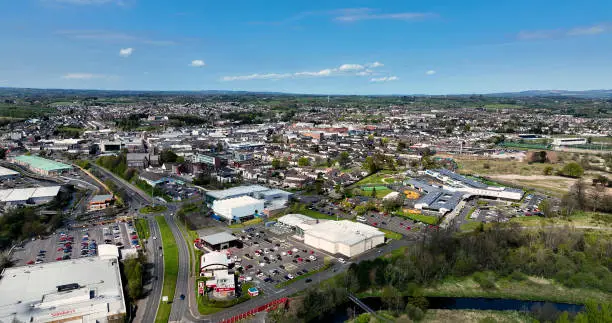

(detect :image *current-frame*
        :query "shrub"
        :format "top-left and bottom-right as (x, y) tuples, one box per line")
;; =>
(405, 304), (425, 321)
(509, 270), (527, 281)
(560, 162), (584, 178)
(473, 272), (496, 290)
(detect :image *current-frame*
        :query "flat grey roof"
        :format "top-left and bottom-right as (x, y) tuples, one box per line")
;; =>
(206, 185), (270, 200)
(202, 232), (237, 245)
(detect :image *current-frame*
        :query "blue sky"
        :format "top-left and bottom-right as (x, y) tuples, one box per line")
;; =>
(1, 0), (611, 94)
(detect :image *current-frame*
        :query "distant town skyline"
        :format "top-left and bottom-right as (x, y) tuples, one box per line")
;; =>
(1, 0), (612, 94)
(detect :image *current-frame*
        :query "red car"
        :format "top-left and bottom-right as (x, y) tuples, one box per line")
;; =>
(372, 222), (378, 226)
(56, 257), (62, 261)
(26, 260), (35, 265)
(406, 226), (411, 230)
(297, 257), (303, 262)
(57, 247), (63, 251)
(131, 235), (138, 240)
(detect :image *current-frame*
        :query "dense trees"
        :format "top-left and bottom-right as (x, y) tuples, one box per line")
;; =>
(122, 253), (146, 300)
(0, 207), (63, 250)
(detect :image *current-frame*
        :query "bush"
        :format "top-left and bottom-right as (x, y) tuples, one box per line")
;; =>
(509, 270), (527, 281)
(559, 162), (584, 178)
(405, 304), (425, 321)
(473, 272), (497, 290)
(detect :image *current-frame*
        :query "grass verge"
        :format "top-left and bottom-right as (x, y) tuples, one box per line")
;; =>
(155, 216), (179, 323)
(275, 263), (333, 288)
(135, 218), (150, 239)
(380, 228), (402, 240)
(228, 217), (264, 229)
(397, 212), (440, 225)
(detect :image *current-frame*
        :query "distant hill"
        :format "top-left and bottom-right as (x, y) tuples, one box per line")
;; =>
(1, 87), (612, 98)
(487, 89), (612, 98)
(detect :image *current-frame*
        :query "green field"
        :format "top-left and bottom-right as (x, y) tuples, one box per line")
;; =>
(354, 170), (398, 186)
(0, 104), (54, 118)
(155, 216), (179, 323)
(379, 228), (402, 240)
(285, 203), (337, 220)
(398, 212), (439, 225)
(135, 218), (150, 239)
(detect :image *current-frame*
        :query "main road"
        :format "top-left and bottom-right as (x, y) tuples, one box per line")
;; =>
(138, 217), (164, 323)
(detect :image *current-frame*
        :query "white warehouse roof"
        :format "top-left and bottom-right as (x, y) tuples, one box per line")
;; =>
(0, 256), (126, 323)
(0, 186), (61, 203)
(305, 220), (385, 246)
(0, 166), (19, 177)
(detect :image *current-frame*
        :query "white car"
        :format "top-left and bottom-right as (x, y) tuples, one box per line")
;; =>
(152, 236), (157, 240)
(281, 252), (287, 256)
(291, 248), (298, 252)
(287, 274), (294, 279)
(245, 276), (253, 281)
(259, 262), (266, 267)
(338, 258), (346, 264)
(309, 255), (317, 261)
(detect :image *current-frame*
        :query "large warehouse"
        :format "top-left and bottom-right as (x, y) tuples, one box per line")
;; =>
(0, 186), (61, 205)
(10, 155), (73, 176)
(212, 195), (264, 224)
(0, 166), (19, 180)
(0, 250), (126, 323)
(302, 219), (385, 258)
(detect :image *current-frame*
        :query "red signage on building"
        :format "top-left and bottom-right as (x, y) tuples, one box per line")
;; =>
(50, 309), (76, 317)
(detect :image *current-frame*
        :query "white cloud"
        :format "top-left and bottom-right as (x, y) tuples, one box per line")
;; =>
(338, 64), (365, 72)
(61, 73), (106, 80)
(119, 47), (133, 57)
(51, 0), (125, 5)
(222, 61), (384, 81)
(567, 24), (607, 36)
(55, 30), (175, 46)
(425, 70), (436, 75)
(370, 76), (398, 83)
(190, 60), (206, 67)
(517, 23), (609, 40)
(334, 8), (437, 22)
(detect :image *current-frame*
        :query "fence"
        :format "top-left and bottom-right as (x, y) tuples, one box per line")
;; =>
(219, 297), (289, 323)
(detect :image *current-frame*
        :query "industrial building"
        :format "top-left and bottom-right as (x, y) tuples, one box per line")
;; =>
(303, 220), (385, 257)
(205, 185), (292, 209)
(0, 248), (126, 323)
(201, 231), (240, 251)
(0, 166), (19, 180)
(552, 137), (587, 146)
(204, 270), (236, 298)
(277, 215), (385, 257)
(10, 155), (73, 176)
(212, 195), (265, 224)
(0, 186), (61, 205)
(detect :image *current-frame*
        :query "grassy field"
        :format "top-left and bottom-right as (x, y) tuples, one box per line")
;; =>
(398, 212), (440, 225)
(155, 216), (179, 323)
(423, 309), (534, 323)
(379, 228), (403, 240)
(284, 203), (337, 220)
(140, 205), (168, 214)
(0, 104), (54, 118)
(456, 158), (563, 176)
(357, 187), (394, 198)
(508, 211), (612, 228)
(135, 218), (150, 239)
(423, 274), (612, 304)
(354, 170), (399, 186)
(228, 217), (264, 229)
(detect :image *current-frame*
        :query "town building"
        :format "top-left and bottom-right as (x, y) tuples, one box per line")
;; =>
(88, 194), (114, 211)
(201, 232), (240, 251)
(200, 251), (229, 276)
(0, 249), (126, 323)
(0, 166), (19, 180)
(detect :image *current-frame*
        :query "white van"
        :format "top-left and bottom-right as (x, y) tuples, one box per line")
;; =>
(356, 216), (367, 223)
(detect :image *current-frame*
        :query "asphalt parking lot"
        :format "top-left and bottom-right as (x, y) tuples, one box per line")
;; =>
(362, 211), (422, 234)
(12, 220), (141, 266)
(222, 226), (333, 294)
